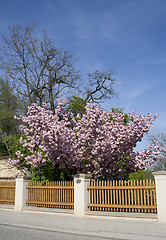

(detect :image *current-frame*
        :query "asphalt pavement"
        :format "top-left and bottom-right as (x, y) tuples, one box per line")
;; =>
(0, 208), (166, 240)
(0, 223), (125, 240)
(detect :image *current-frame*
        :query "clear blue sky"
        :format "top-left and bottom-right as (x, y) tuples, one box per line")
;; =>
(0, 0), (166, 150)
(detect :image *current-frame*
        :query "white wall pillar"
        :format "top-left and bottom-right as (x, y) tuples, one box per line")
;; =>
(74, 174), (91, 217)
(14, 172), (30, 211)
(153, 171), (166, 222)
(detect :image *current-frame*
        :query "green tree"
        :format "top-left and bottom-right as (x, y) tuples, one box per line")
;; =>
(31, 161), (72, 181)
(0, 79), (19, 135)
(0, 79), (20, 156)
(127, 170), (147, 180)
(66, 96), (86, 116)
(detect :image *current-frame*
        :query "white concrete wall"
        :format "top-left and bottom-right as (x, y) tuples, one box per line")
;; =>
(153, 171), (166, 222)
(14, 175), (30, 211)
(74, 174), (91, 217)
(12, 171), (166, 222)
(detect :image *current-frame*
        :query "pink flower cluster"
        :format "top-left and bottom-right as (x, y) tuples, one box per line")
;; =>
(135, 141), (166, 168)
(9, 100), (165, 179)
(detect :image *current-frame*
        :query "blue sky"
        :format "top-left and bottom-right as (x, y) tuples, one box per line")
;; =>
(0, 0), (166, 150)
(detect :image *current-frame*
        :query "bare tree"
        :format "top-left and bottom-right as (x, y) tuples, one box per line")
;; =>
(83, 70), (117, 104)
(149, 132), (166, 148)
(148, 132), (166, 171)
(0, 24), (80, 113)
(0, 24), (118, 114)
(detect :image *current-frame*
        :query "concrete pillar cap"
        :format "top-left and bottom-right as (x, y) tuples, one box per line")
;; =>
(73, 174), (92, 179)
(152, 171), (166, 176)
(16, 170), (31, 180)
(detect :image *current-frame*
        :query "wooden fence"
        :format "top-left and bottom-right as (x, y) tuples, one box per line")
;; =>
(0, 181), (15, 205)
(26, 181), (74, 209)
(87, 180), (157, 213)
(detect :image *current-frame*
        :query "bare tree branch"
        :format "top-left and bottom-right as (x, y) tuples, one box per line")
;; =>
(83, 70), (117, 104)
(0, 24), (80, 113)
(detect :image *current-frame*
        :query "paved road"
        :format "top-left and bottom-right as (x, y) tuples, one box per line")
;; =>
(0, 224), (123, 240)
(0, 208), (166, 240)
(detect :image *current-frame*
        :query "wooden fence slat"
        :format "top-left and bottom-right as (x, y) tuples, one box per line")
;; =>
(87, 185), (155, 190)
(87, 203), (157, 209)
(26, 179), (156, 213)
(87, 179), (156, 213)
(26, 181), (74, 209)
(0, 181), (15, 205)
(26, 200), (74, 206)
(110, 180), (113, 212)
(119, 180), (122, 212)
(124, 180), (127, 212)
(147, 180), (150, 213)
(137, 180), (140, 213)
(153, 180), (157, 213)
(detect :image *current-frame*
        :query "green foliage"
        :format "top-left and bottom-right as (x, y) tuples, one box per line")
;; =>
(4, 134), (30, 171)
(31, 161), (72, 182)
(0, 79), (19, 135)
(0, 140), (8, 156)
(127, 170), (147, 180)
(0, 79), (20, 156)
(4, 135), (24, 157)
(4, 135), (72, 180)
(111, 108), (131, 125)
(123, 113), (131, 125)
(66, 96), (86, 117)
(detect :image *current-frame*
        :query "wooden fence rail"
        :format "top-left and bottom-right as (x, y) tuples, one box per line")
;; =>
(0, 181), (15, 205)
(26, 181), (74, 209)
(87, 179), (157, 213)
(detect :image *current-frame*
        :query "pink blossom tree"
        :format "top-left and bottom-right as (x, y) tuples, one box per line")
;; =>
(7, 100), (166, 180)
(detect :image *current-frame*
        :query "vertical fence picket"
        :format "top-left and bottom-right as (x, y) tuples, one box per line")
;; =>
(93, 181), (96, 211)
(112, 180), (115, 212)
(128, 181), (131, 212)
(124, 180), (127, 212)
(130, 181), (134, 212)
(146, 179), (150, 213)
(119, 180), (122, 212)
(121, 180), (124, 212)
(25, 180), (74, 209)
(65, 181), (67, 209)
(31, 182), (33, 206)
(107, 180), (110, 211)
(32, 182), (34, 207)
(115, 180), (118, 212)
(101, 181), (105, 211)
(0, 181), (15, 205)
(153, 180), (157, 213)
(133, 180), (137, 212)
(92, 181), (94, 211)
(140, 180), (143, 213)
(98, 181), (100, 210)
(149, 179), (152, 212)
(110, 180), (113, 212)
(137, 180), (140, 213)
(25, 179), (156, 213)
(143, 180), (147, 213)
